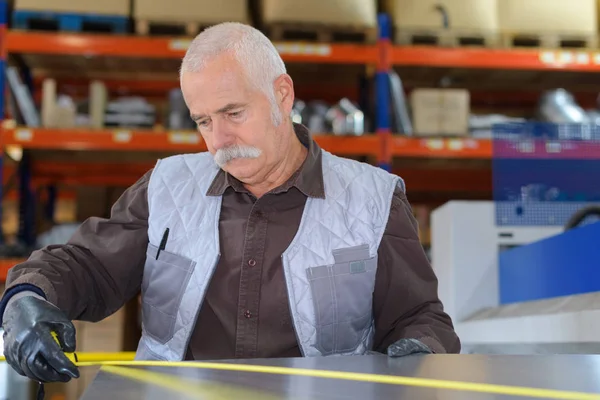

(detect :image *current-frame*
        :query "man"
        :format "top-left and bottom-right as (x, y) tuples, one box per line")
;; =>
(0, 22), (460, 383)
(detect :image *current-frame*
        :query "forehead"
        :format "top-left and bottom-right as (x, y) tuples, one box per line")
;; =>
(181, 54), (253, 110)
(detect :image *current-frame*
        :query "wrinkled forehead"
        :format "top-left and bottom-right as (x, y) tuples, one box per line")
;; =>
(181, 63), (256, 107)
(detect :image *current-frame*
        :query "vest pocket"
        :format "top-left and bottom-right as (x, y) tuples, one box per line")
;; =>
(141, 243), (196, 344)
(307, 245), (377, 355)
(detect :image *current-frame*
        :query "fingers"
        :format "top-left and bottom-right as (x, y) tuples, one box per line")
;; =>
(7, 328), (79, 382)
(22, 352), (68, 383)
(51, 321), (77, 353)
(38, 331), (80, 380)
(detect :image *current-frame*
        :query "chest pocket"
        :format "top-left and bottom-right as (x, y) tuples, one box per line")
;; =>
(141, 243), (195, 344)
(307, 244), (377, 355)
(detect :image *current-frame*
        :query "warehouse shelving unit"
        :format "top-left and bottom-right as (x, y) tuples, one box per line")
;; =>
(392, 46), (600, 71)
(6, 31), (378, 64)
(3, 7), (596, 280)
(1, 127), (384, 155)
(1, 128), (491, 156)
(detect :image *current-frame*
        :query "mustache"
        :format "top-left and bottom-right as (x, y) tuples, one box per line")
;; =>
(214, 144), (262, 167)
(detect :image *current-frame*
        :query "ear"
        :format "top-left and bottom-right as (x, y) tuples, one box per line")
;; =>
(273, 74), (295, 115)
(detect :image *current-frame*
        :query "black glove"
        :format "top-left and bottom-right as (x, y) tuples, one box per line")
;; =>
(387, 338), (433, 357)
(2, 295), (80, 382)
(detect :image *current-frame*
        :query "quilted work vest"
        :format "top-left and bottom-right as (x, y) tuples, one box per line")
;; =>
(135, 150), (404, 361)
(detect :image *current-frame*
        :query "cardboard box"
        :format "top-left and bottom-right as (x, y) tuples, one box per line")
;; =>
(14, 0), (130, 16)
(411, 89), (470, 136)
(385, 0), (498, 31)
(134, 0), (249, 23)
(498, 0), (597, 34)
(261, 0), (377, 27)
(440, 90), (470, 135)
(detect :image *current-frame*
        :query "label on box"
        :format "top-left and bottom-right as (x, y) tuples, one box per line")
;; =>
(113, 130), (132, 143)
(169, 40), (192, 51)
(14, 129), (32, 142)
(168, 132), (200, 145)
(274, 43), (331, 57)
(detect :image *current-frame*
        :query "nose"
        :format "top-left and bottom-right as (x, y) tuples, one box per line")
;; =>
(210, 119), (235, 151)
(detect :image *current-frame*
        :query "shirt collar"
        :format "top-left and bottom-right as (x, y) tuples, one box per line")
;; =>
(206, 123), (325, 199)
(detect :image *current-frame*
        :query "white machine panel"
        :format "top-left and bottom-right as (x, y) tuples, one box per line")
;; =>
(431, 201), (561, 323)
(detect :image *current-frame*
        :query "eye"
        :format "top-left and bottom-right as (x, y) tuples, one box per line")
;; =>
(229, 110), (243, 119)
(197, 119), (210, 128)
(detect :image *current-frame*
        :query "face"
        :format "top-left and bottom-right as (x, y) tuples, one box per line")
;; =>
(181, 52), (294, 184)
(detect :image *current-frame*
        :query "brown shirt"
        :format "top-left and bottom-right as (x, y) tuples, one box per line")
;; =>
(4, 125), (460, 357)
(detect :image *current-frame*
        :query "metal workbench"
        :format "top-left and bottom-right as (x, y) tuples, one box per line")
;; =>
(79, 354), (600, 400)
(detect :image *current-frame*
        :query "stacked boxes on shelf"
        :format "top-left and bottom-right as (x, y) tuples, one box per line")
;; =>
(133, 0), (250, 35)
(13, 0), (129, 16)
(259, 0), (377, 42)
(13, 0), (129, 33)
(410, 89), (470, 136)
(498, 0), (597, 48)
(384, 0), (499, 46)
(385, 0), (598, 49)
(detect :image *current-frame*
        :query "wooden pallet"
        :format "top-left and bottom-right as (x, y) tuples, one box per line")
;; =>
(12, 10), (128, 34)
(501, 32), (598, 49)
(135, 20), (209, 37)
(395, 29), (499, 47)
(267, 22), (377, 44)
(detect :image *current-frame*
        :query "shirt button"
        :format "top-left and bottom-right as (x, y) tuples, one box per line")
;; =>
(248, 259), (256, 267)
(244, 310), (252, 318)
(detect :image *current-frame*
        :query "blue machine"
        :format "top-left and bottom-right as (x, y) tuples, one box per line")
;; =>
(493, 122), (600, 305)
(499, 220), (600, 304)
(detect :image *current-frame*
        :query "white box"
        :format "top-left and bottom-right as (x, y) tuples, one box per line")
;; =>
(385, 0), (498, 31)
(134, 0), (249, 23)
(261, 0), (377, 27)
(498, 0), (597, 34)
(411, 88), (470, 136)
(14, 0), (129, 16)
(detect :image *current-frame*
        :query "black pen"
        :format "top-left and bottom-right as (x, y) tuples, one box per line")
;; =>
(156, 228), (169, 260)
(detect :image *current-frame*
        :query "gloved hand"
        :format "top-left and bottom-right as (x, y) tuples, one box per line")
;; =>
(387, 338), (433, 357)
(2, 295), (79, 382)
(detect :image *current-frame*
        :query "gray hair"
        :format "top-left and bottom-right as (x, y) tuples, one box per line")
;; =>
(180, 22), (287, 125)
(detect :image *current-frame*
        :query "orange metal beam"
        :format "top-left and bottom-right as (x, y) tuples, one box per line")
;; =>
(3, 128), (206, 152)
(6, 31), (377, 64)
(392, 136), (492, 159)
(0, 259), (24, 282)
(3, 128), (494, 158)
(2, 128), (382, 156)
(393, 46), (600, 72)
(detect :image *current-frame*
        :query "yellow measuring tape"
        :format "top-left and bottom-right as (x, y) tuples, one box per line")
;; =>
(2, 352), (600, 400)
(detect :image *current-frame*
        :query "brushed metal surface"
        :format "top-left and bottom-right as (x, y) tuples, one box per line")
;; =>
(80, 354), (600, 400)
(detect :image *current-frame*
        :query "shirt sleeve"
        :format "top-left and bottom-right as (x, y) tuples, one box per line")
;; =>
(1, 169), (153, 322)
(372, 187), (461, 354)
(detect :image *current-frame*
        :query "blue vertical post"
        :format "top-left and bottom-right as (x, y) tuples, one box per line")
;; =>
(16, 55), (36, 246)
(375, 13), (392, 172)
(45, 185), (56, 223)
(0, 0), (8, 245)
(17, 156), (35, 247)
(17, 151), (34, 247)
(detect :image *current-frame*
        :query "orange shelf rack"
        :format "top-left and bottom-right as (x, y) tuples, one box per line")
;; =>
(392, 46), (600, 72)
(6, 31), (378, 65)
(392, 136), (492, 159)
(0, 259), (24, 282)
(2, 127), (492, 158)
(3, 127), (207, 152)
(1, 128), (387, 156)
(9, 31), (600, 71)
